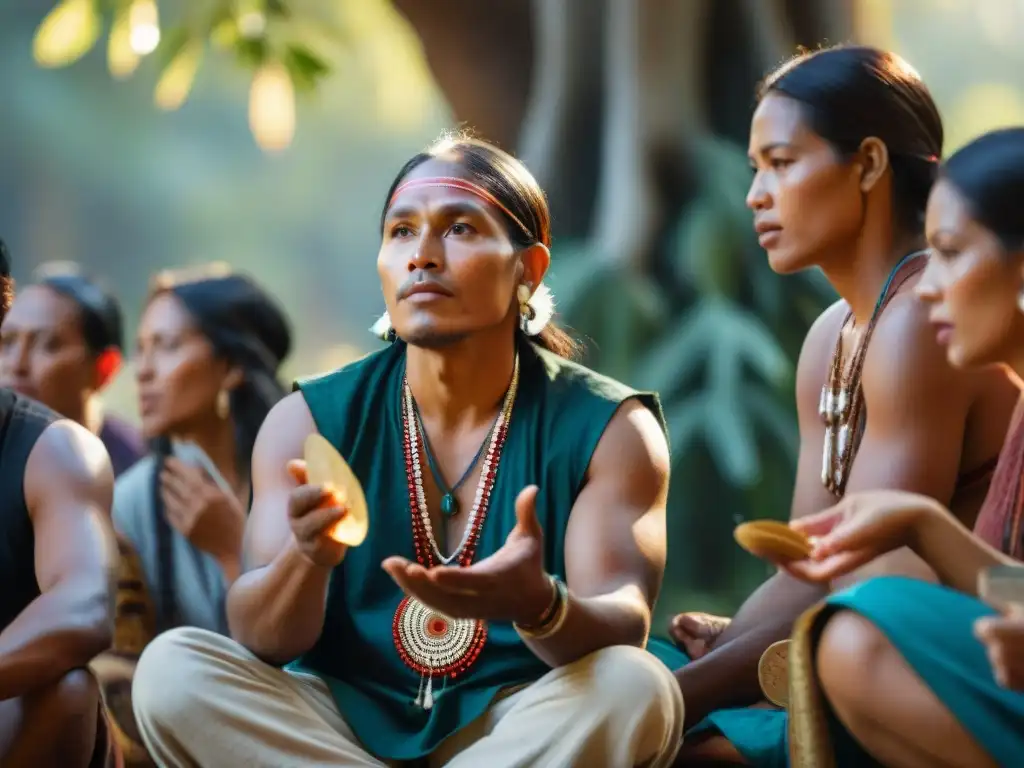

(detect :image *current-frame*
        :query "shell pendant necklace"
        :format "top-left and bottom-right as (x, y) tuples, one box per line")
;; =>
(393, 355), (519, 710)
(820, 249), (928, 495)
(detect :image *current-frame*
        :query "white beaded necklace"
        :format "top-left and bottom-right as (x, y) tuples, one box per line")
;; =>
(402, 354), (520, 564)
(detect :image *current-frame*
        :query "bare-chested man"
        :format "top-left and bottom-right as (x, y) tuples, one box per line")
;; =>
(0, 240), (120, 766)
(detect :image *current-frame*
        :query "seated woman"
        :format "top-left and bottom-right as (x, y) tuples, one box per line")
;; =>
(781, 127), (1024, 768)
(99, 266), (291, 764)
(662, 44), (1016, 766)
(0, 264), (145, 476)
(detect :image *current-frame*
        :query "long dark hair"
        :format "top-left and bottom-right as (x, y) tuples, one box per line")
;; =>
(759, 45), (943, 232)
(148, 268), (292, 628)
(381, 135), (582, 360)
(939, 127), (1024, 252)
(941, 129), (1024, 557)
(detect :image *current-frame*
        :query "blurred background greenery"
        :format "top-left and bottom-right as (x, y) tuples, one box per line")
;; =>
(3, 0), (1024, 632)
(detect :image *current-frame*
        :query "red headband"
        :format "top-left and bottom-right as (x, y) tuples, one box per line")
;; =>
(388, 176), (534, 241)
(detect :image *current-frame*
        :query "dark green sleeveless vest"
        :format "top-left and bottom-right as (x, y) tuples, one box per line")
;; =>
(289, 338), (664, 760)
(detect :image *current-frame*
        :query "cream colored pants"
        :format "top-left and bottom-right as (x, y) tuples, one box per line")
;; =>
(132, 627), (683, 767)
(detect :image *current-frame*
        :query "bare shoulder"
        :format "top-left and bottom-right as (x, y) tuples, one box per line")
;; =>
(863, 293), (966, 394)
(795, 299), (847, 407)
(589, 399), (670, 492)
(244, 391), (318, 569)
(804, 298), (849, 350)
(251, 391), (317, 471)
(24, 418), (114, 516)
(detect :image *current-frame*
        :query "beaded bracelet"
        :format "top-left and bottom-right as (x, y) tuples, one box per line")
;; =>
(514, 578), (570, 640)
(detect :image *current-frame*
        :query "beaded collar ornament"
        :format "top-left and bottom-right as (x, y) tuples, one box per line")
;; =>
(392, 354), (520, 709)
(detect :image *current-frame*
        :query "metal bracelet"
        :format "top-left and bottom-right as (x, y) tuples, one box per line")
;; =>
(514, 578), (570, 640)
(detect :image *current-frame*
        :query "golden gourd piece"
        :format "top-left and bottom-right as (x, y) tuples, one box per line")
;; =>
(303, 434), (369, 547)
(734, 520), (812, 563)
(758, 639), (791, 708)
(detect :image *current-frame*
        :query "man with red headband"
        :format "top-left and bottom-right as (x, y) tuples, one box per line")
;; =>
(0, 240), (121, 766)
(129, 137), (685, 766)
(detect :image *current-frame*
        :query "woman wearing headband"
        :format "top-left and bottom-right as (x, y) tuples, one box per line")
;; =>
(0, 264), (145, 476)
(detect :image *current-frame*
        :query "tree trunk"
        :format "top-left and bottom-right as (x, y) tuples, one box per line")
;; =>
(516, 0), (604, 239)
(389, 0), (534, 151)
(394, 0), (854, 597)
(589, 0), (712, 270)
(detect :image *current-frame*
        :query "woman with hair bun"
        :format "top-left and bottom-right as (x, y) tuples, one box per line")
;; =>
(665, 45), (1018, 765)
(781, 127), (1024, 768)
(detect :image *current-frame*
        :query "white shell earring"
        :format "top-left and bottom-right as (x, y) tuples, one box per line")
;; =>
(519, 283), (556, 336)
(370, 311), (396, 342)
(517, 283), (532, 312)
(517, 284), (535, 332)
(1018, 287), (1024, 314)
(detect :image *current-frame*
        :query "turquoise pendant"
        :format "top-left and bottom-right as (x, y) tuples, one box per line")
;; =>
(440, 493), (458, 517)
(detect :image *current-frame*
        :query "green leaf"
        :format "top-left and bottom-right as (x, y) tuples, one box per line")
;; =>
(32, 0), (102, 68)
(97, 0), (130, 13)
(210, 18), (239, 50)
(546, 242), (613, 316)
(745, 384), (799, 458)
(266, 0), (292, 17)
(715, 302), (790, 384)
(637, 298), (790, 394)
(235, 37), (268, 69)
(664, 393), (709, 457)
(634, 301), (715, 394)
(154, 39), (204, 111)
(705, 391), (760, 484)
(284, 44), (331, 92)
(155, 25), (190, 70)
(671, 197), (738, 296)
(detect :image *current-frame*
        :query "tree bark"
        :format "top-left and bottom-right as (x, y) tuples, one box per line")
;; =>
(589, 0), (712, 270)
(390, 0), (534, 151)
(516, 0), (604, 239)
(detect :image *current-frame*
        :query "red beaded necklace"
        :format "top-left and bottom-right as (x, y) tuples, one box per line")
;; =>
(392, 355), (519, 709)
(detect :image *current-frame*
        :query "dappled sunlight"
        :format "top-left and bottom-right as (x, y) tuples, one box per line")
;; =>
(338, 0), (440, 129)
(977, 0), (1024, 49)
(32, 0), (101, 68)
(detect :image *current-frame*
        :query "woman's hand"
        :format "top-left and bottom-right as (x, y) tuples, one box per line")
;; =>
(381, 486), (554, 625)
(161, 457), (246, 574)
(783, 490), (942, 584)
(975, 607), (1024, 691)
